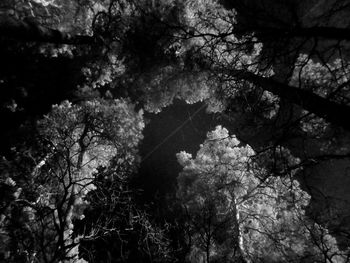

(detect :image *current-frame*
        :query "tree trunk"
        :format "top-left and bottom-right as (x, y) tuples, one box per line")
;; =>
(62, 123), (89, 262)
(0, 15), (95, 45)
(232, 198), (248, 262)
(226, 69), (350, 132)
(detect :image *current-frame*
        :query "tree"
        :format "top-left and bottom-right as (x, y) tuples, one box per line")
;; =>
(171, 2), (350, 249)
(2, 0), (350, 260)
(75, 158), (172, 263)
(3, 0), (350, 131)
(176, 0), (350, 130)
(0, 98), (144, 262)
(177, 126), (349, 262)
(0, 2), (183, 261)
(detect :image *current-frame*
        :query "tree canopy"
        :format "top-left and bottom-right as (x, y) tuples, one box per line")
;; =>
(177, 126), (349, 262)
(1, 0), (350, 262)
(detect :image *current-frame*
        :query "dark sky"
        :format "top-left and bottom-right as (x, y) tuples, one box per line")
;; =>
(135, 100), (222, 206)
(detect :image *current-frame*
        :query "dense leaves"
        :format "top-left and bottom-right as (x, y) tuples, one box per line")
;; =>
(1, 0), (350, 262)
(0, 98), (146, 262)
(177, 126), (349, 262)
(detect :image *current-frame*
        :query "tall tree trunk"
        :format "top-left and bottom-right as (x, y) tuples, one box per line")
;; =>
(62, 123), (89, 262)
(232, 198), (248, 262)
(0, 15), (95, 45)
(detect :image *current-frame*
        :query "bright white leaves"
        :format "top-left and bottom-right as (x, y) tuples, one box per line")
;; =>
(177, 126), (254, 200)
(149, 0), (264, 115)
(184, 0), (236, 39)
(39, 98), (144, 162)
(206, 125), (230, 140)
(0, 98), (144, 262)
(177, 151), (193, 167)
(241, 176), (312, 262)
(34, 98), (144, 261)
(37, 98), (144, 204)
(176, 126), (257, 261)
(177, 125), (346, 262)
(183, 0), (263, 71)
(31, 0), (58, 7)
(142, 68), (217, 113)
(177, 126), (254, 192)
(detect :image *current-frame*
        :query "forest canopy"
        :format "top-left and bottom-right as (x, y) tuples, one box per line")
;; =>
(1, 0), (350, 262)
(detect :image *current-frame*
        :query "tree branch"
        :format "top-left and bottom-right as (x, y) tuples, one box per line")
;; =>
(225, 69), (350, 131)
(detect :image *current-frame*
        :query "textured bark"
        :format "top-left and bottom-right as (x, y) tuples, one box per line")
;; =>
(0, 15), (94, 45)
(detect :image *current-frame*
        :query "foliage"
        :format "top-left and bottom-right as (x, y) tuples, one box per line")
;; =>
(2, 0), (350, 262)
(76, 160), (172, 263)
(177, 126), (349, 262)
(0, 98), (145, 262)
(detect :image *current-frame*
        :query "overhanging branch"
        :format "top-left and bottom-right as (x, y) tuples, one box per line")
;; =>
(225, 69), (350, 131)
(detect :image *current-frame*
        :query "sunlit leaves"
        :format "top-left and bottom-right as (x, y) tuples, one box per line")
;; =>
(36, 97), (144, 220)
(39, 98), (144, 155)
(176, 126), (257, 261)
(291, 54), (350, 103)
(182, 0), (263, 71)
(0, 98), (145, 262)
(177, 125), (347, 262)
(142, 67), (217, 113)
